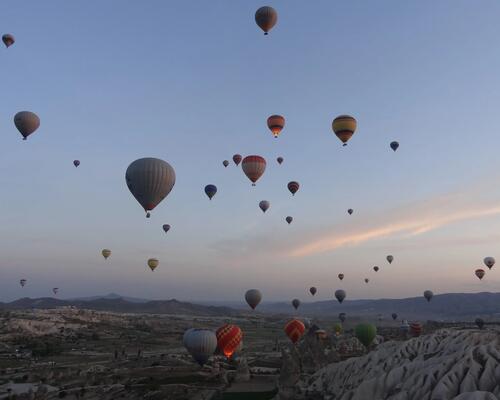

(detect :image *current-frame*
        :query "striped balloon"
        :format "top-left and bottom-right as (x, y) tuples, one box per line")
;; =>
(233, 154), (242, 166)
(255, 6), (278, 35)
(410, 322), (422, 337)
(332, 115), (357, 146)
(284, 319), (305, 344)
(183, 329), (217, 366)
(267, 115), (285, 138)
(242, 155), (266, 186)
(475, 268), (485, 280)
(216, 324), (243, 358)
(287, 181), (300, 196)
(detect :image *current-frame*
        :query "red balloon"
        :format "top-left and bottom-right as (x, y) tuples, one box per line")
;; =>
(242, 155), (266, 186)
(284, 319), (305, 344)
(216, 324), (243, 358)
(288, 181), (300, 196)
(233, 154), (242, 166)
(410, 322), (422, 337)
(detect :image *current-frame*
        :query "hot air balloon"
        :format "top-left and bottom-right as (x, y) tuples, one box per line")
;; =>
(223, 160), (229, 168)
(410, 322), (422, 337)
(386, 255), (394, 264)
(183, 329), (217, 366)
(126, 158), (176, 217)
(259, 200), (270, 213)
(391, 313), (398, 321)
(14, 111), (40, 140)
(292, 298), (300, 310)
(484, 257), (495, 270)
(400, 320), (410, 334)
(53, 288), (59, 295)
(475, 268), (485, 280)
(390, 141), (399, 151)
(373, 266), (379, 272)
(424, 290), (433, 302)
(286, 216), (293, 224)
(73, 160), (80, 167)
(475, 318), (484, 329)
(332, 115), (357, 146)
(216, 324), (243, 359)
(242, 155), (266, 186)
(102, 249), (111, 260)
(287, 181), (300, 196)
(309, 287), (317, 296)
(348, 209), (353, 215)
(148, 258), (159, 271)
(315, 329), (328, 340)
(339, 313), (346, 323)
(233, 154), (242, 166)
(20, 279), (27, 287)
(338, 273), (344, 281)
(335, 289), (346, 304)
(284, 319), (305, 344)
(333, 323), (342, 336)
(277, 157), (284, 165)
(255, 6), (277, 35)
(2, 34), (15, 47)
(267, 115), (285, 138)
(245, 289), (262, 310)
(205, 184), (217, 200)
(163, 224), (171, 233)
(355, 323), (376, 348)
(364, 278), (369, 283)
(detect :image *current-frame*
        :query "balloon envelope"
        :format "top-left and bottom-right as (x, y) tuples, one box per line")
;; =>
(338, 273), (344, 281)
(387, 255), (394, 264)
(410, 322), (422, 337)
(391, 313), (398, 321)
(73, 160), (80, 167)
(335, 289), (346, 304)
(14, 111), (40, 140)
(204, 184), (217, 200)
(339, 312), (346, 322)
(183, 329), (217, 366)
(291, 298), (300, 310)
(475, 269), (485, 280)
(245, 289), (262, 310)
(284, 319), (305, 344)
(53, 288), (59, 295)
(20, 279), (27, 287)
(162, 224), (171, 233)
(373, 266), (379, 272)
(287, 181), (300, 196)
(242, 155), (266, 186)
(309, 287), (317, 296)
(125, 158), (176, 215)
(390, 141), (399, 151)
(277, 157), (284, 165)
(233, 154), (242, 166)
(355, 323), (377, 348)
(475, 318), (484, 329)
(267, 115), (285, 138)
(102, 249), (111, 260)
(348, 209), (353, 215)
(223, 160), (229, 167)
(286, 216), (293, 224)
(332, 115), (357, 146)
(148, 258), (159, 271)
(216, 324), (243, 359)
(259, 200), (270, 213)
(484, 257), (495, 269)
(255, 6), (277, 35)
(424, 290), (433, 302)
(2, 34), (15, 47)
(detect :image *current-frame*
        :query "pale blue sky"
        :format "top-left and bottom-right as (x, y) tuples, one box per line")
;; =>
(2, 1), (500, 302)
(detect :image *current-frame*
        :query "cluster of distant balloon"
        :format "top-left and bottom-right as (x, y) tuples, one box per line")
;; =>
(5, 5), (493, 366)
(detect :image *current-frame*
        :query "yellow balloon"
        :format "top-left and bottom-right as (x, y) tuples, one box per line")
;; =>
(102, 249), (111, 260)
(148, 258), (159, 271)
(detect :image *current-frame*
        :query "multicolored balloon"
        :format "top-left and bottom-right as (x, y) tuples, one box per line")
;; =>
(364, 278), (369, 283)
(242, 155), (266, 186)
(284, 319), (305, 344)
(162, 224), (171, 233)
(216, 324), (243, 359)
(102, 249), (111, 260)
(259, 200), (270, 213)
(339, 312), (346, 323)
(2, 34), (15, 48)
(223, 160), (229, 168)
(20, 279), (27, 287)
(475, 268), (485, 280)
(410, 322), (422, 337)
(267, 115), (285, 138)
(287, 181), (300, 196)
(73, 160), (80, 167)
(205, 184), (217, 200)
(255, 6), (278, 35)
(53, 288), (59, 295)
(391, 313), (398, 321)
(233, 154), (242, 166)
(148, 258), (159, 271)
(332, 115), (357, 146)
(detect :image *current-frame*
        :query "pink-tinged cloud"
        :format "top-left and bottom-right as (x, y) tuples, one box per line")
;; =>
(289, 202), (500, 258)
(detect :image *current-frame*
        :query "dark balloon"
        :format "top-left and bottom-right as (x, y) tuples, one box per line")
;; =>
(2, 34), (14, 47)
(292, 298), (300, 310)
(277, 157), (284, 165)
(475, 269), (485, 280)
(245, 289), (262, 310)
(364, 278), (369, 283)
(338, 273), (344, 281)
(424, 290), (433, 302)
(223, 160), (229, 168)
(267, 115), (285, 138)
(391, 313), (398, 321)
(286, 216), (293, 224)
(284, 319), (305, 344)
(73, 160), (80, 167)
(390, 141), (399, 151)
(233, 154), (242, 166)
(475, 318), (484, 329)
(163, 224), (170, 233)
(14, 111), (40, 140)
(348, 209), (353, 215)
(242, 155), (266, 186)
(309, 287), (317, 296)
(355, 323), (376, 348)
(255, 6), (278, 35)
(287, 181), (300, 196)
(335, 289), (346, 304)
(259, 200), (270, 213)
(205, 184), (217, 200)
(339, 312), (346, 323)
(373, 266), (379, 272)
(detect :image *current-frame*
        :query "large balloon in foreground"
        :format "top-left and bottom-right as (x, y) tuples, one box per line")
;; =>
(2, 34), (15, 47)
(53, 288), (59, 295)
(73, 160), (80, 167)
(390, 141), (399, 151)
(267, 115), (285, 138)
(332, 115), (357, 146)
(335, 289), (346, 304)
(484, 257), (495, 270)
(204, 184), (217, 200)
(309, 287), (317, 296)
(245, 289), (262, 310)
(475, 318), (484, 329)
(291, 298), (300, 310)
(339, 312), (346, 323)
(223, 160), (229, 168)
(183, 329), (217, 366)
(126, 158), (176, 216)
(242, 155), (266, 186)
(147, 258), (159, 271)
(475, 269), (485, 280)
(284, 319), (305, 344)
(216, 324), (243, 359)
(233, 154), (242, 166)
(355, 323), (376, 348)
(391, 313), (398, 321)
(255, 6), (277, 35)
(286, 216), (293, 224)
(102, 249), (111, 260)
(386, 255), (394, 264)
(338, 273), (344, 281)
(277, 157), (284, 165)
(287, 181), (300, 196)
(162, 224), (171, 233)
(259, 200), (270, 213)
(424, 290), (433, 302)
(20, 279), (27, 287)
(14, 111), (40, 140)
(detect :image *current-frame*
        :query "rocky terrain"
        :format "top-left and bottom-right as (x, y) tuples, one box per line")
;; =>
(291, 329), (500, 400)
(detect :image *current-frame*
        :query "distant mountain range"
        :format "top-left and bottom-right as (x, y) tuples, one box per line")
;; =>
(1, 292), (500, 320)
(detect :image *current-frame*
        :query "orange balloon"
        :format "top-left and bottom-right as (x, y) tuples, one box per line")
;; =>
(216, 324), (243, 358)
(284, 319), (305, 344)
(267, 115), (285, 138)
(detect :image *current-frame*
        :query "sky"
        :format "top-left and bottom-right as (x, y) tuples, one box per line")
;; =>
(1, 0), (500, 302)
